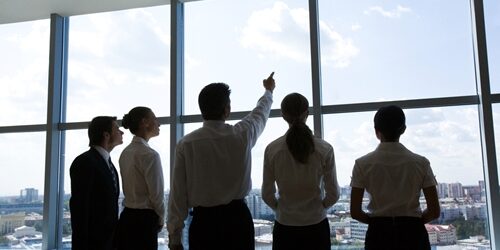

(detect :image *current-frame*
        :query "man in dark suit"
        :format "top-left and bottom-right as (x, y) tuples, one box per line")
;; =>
(70, 116), (124, 250)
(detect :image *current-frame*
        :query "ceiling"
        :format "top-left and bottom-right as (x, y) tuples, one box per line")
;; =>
(0, 0), (178, 24)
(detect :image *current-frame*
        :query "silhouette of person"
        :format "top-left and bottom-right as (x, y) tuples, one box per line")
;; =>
(350, 105), (440, 250)
(262, 92), (340, 250)
(70, 116), (123, 250)
(116, 107), (164, 250)
(167, 72), (276, 250)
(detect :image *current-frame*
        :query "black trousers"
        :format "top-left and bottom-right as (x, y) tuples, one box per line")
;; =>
(189, 199), (254, 250)
(116, 207), (159, 250)
(272, 218), (331, 250)
(365, 217), (430, 250)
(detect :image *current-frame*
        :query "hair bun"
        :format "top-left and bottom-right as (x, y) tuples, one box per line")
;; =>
(122, 114), (130, 129)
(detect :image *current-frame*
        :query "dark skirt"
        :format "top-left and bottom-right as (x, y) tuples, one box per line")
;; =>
(116, 207), (160, 250)
(272, 218), (331, 250)
(365, 216), (431, 250)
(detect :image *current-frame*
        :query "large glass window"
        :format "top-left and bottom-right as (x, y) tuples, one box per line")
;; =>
(66, 6), (171, 122)
(318, 0), (476, 104)
(324, 106), (488, 248)
(0, 133), (46, 248)
(0, 20), (49, 126)
(184, 0), (312, 115)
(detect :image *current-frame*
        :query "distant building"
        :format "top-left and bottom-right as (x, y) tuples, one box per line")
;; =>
(245, 191), (273, 220)
(447, 183), (464, 199)
(425, 224), (457, 245)
(0, 212), (25, 235)
(13, 225), (40, 238)
(253, 219), (273, 237)
(438, 183), (449, 199)
(463, 185), (481, 202)
(439, 205), (462, 222)
(20, 188), (38, 203)
(460, 204), (487, 220)
(350, 219), (368, 241)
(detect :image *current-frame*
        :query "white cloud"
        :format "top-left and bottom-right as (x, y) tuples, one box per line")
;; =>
(319, 21), (360, 68)
(240, 1), (359, 68)
(364, 5), (412, 18)
(351, 24), (362, 31)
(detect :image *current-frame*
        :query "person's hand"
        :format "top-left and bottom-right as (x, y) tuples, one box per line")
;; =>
(263, 72), (275, 93)
(168, 243), (184, 250)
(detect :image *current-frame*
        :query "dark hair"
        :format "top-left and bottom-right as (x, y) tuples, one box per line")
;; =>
(122, 106), (152, 135)
(88, 116), (117, 146)
(374, 105), (406, 141)
(281, 93), (314, 164)
(198, 83), (231, 120)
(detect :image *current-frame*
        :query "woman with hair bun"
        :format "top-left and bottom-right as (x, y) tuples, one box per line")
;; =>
(262, 93), (340, 250)
(116, 106), (165, 250)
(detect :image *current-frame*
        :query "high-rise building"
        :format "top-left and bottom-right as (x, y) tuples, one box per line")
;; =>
(438, 183), (449, 199)
(20, 188), (38, 203)
(447, 183), (464, 199)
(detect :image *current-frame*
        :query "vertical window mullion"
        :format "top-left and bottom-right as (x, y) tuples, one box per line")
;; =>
(43, 13), (68, 250)
(471, 0), (500, 248)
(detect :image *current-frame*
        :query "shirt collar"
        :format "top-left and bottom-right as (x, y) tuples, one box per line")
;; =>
(93, 145), (110, 162)
(376, 142), (406, 151)
(132, 136), (149, 146)
(203, 120), (226, 128)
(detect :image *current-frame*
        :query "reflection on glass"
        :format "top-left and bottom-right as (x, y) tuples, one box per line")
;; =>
(184, 0), (312, 115)
(318, 0), (476, 104)
(0, 20), (49, 126)
(64, 125), (170, 248)
(0, 133), (46, 248)
(66, 6), (171, 122)
(324, 106), (489, 248)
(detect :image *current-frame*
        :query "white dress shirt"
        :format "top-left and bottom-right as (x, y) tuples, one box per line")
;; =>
(350, 142), (437, 217)
(167, 90), (273, 245)
(119, 136), (165, 224)
(262, 136), (340, 226)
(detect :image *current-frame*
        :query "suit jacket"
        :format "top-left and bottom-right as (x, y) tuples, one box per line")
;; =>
(70, 147), (120, 250)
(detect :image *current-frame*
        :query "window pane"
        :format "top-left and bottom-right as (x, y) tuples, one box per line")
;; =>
(0, 20), (49, 126)
(318, 0), (476, 104)
(64, 125), (170, 248)
(485, 0), (500, 93)
(0, 132), (45, 248)
(184, 0), (312, 115)
(324, 106), (490, 248)
(67, 6), (171, 122)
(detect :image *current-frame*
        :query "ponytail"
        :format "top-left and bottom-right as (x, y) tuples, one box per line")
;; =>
(286, 121), (315, 163)
(281, 93), (315, 164)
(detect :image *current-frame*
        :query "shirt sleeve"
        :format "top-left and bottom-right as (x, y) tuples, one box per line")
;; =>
(143, 150), (165, 225)
(350, 160), (365, 189)
(167, 143), (189, 246)
(261, 145), (278, 210)
(322, 145), (340, 208)
(234, 90), (273, 147)
(421, 157), (438, 188)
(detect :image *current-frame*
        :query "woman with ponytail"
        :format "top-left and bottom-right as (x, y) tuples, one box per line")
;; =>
(116, 106), (165, 250)
(262, 93), (340, 250)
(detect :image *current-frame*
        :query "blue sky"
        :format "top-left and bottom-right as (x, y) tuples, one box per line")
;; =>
(0, 0), (498, 196)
